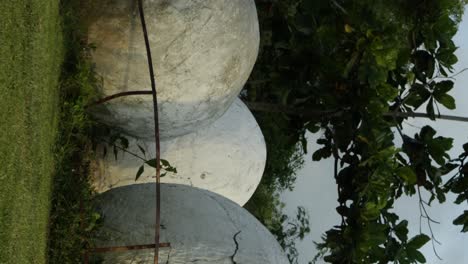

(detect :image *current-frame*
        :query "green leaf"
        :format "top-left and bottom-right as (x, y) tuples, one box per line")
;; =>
(463, 143), (468, 153)
(361, 202), (387, 221)
(137, 144), (146, 157)
(166, 167), (177, 173)
(439, 162), (458, 175)
(420, 126), (436, 141)
(408, 234), (430, 249)
(407, 248), (426, 263)
(435, 94), (456, 109)
(413, 50), (434, 77)
(160, 159), (170, 167)
(453, 211), (468, 232)
(145, 159), (157, 168)
(406, 84), (431, 109)
(312, 147), (331, 161)
(394, 220), (409, 242)
(119, 137), (129, 149)
(454, 193), (467, 204)
(397, 166), (417, 185)
(426, 97), (435, 120)
(306, 122), (320, 133)
(434, 80), (454, 95)
(428, 136), (453, 165)
(378, 83), (398, 101)
(436, 188), (446, 203)
(135, 165), (144, 181)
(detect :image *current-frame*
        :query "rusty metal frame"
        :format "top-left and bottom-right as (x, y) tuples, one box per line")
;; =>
(84, 1), (166, 263)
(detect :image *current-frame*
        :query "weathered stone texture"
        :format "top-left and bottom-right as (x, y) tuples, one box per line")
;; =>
(91, 99), (266, 206)
(88, 0), (260, 139)
(92, 184), (289, 264)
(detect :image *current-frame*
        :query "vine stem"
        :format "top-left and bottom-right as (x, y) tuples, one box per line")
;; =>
(102, 139), (147, 162)
(136, 0), (161, 263)
(417, 187), (442, 260)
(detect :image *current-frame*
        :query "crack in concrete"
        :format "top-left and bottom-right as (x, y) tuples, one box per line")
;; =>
(230, 231), (241, 264)
(165, 246), (172, 264)
(205, 193), (238, 230)
(187, 257), (226, 263)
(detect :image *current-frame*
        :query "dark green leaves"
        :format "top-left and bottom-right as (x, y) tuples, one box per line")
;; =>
(305, 122), (320, 133)
(436, 94), (456, 109)
(433, 80), (456, 109)
(245, 0), (466, 263)
(397, 167), (417, 185)
(119, 136), (129, 149)
(413, 50), (435, 79)
(407, 80), (456, 113)
(404, 233), (431, 263)
(162, 159), (178, 173)
(426, 97), (436, 120)
(137, 144), (146, 157)
(145, 158), (157, 168)
(312, 147), (331, 161)
(394, 220), (409, 242)
(408, 234), (430, 249)
(406, 84), (431, 109)
(415, 126), (454, 166)
(463, 142), (468, 153)
(406, 248), (426, 263)
(135, 165), (144, 181)
(434, 80), (454, 95)
(427, 137), (453, 166)
(145, 158), (177, 173)
(453, 211), (468, 232)
(136, 158), (177, 181)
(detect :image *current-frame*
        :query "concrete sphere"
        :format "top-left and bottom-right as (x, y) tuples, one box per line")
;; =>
(91, 99), (266, 206)
(88, 0), (260, 139)
(91, 183), (289, 264)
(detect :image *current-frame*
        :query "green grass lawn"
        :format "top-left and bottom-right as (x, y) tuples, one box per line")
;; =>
(0, 1), (63, 263)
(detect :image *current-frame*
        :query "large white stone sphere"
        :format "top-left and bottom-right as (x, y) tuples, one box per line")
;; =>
(88, 0), (260, 139)
(91, 99), (266, 206)
(91, 183), (289, 264)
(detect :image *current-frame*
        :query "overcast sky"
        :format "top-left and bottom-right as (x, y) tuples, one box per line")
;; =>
(281, 10), (468, 264)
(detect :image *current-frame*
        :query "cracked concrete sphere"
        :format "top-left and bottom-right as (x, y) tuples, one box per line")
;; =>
(91, 183), (289, 264)
(87, 0), (260, 139)
(91, 99), (266, 206)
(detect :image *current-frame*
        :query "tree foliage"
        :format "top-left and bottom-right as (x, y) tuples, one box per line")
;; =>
(244, 112), (307, 263)
(247, 0), (468, 263)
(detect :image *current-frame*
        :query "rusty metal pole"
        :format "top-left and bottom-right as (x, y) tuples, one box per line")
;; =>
(85, 90), (153, 108)
(136, 0), (162, 263)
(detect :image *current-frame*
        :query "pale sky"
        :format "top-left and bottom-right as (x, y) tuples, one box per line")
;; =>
(281, 10), (468, 264)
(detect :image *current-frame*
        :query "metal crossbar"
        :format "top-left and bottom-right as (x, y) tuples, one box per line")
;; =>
(90, 243), (171, 253)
